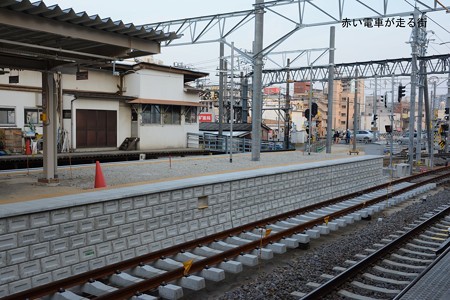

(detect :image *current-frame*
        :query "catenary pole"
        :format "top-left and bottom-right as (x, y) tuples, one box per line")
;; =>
(218, 42), (224, 136)
(251, 0), (264, 161)
(230, 42), (235, 163)
(353, 68), (358, 153)
(326, 26), (335, 153)
(285, 58), (291, 150)
(446, 71), (450, 153)
(408, 9), (419, 174)
(390, 74), (395, 179)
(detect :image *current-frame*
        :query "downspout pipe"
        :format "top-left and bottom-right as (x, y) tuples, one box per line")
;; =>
(70, 97), (77, 152)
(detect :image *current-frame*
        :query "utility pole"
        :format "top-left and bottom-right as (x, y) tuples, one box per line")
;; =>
(373, 75), (378, 136)
(423, 68), (431, 167)
(390, 74), (395, 178)
(352, 69), (358, 153)
(219, 42), (224, 136)
(230, 42), (235, 163)
(416, 17), (427, 168)
(446, 71), (450, 153)
(408, 9), (419, 174)
(251, 0), (264, 161)
(308, 66), (313, 155)
(326, 26), (335, 154)
(284, 58), (291, 150)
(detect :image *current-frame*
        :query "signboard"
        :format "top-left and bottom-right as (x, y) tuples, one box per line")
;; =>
(199, 113), (213, 122)
(9, 76), (19, 84)
(263, 87), (280, 95)
(76, 71), (89, 80)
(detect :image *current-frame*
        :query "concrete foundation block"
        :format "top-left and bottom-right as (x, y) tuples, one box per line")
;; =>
(175, 252), (204, 262)
(178, 275), (205, 291)
(218, 260), (243, 273)
(200, 267), (225, 282)
(236, 254), (259, 266)
(240, 231), (261, 241)
(316, 226), (330, 235)
(267, 242), (287, 254)
(343, 216), (355, 224)
(292, 233), (310, 244)
(133, 265), (166, 278)
(193, 246), (222, 257)
(325, 222), (339, 231)
(154, 258), (183, 271)
(252, 248), (273, 260)
(131, 294), (158, 300)
(110, 272), (143, 287)
(81, 281), (118, 296)
(334, 219), (347, 227)
(158, 284), (183, 300)
(306, 229), (320, 239)
(226, 236), (251, 246)
(280, 238), (299, 249)
(288, 217), (307, 224)
(50, 291), (89, 300)
(210, 241), (237, 251)
(277, 221), (297, 228)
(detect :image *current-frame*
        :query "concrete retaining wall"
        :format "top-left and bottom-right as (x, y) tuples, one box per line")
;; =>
(0, 155), (384, 296)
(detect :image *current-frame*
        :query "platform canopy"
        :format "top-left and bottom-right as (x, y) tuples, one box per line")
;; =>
(0, 0), (180, 183)
(0, 0), (179, 72)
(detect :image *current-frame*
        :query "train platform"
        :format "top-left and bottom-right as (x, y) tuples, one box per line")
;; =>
(397, 245), (450, 300)
(0, 144), (359, 205)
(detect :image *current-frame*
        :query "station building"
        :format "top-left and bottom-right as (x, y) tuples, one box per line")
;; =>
(0, 62), (208, 152)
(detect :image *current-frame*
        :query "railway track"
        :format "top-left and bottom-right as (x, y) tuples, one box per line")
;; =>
(299, 205), (450, 299)
(4, 167), (450, 300)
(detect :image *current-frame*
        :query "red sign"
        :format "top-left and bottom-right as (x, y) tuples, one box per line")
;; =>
(263, 87), (280, 95)
(199, 113), (213, 122)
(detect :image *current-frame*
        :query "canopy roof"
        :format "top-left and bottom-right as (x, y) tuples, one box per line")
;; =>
(0, 0), (179, 71)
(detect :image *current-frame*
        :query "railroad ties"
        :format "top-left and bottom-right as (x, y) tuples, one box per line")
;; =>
(46, 182), (437, 300)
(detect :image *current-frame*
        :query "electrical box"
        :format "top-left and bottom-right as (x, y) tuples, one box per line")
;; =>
(40, 112), (47, 122)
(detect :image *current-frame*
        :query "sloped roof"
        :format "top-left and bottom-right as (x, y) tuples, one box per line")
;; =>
(0, 1), (179, 70)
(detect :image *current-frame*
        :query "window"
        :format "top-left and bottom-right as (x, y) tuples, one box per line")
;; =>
(25, 108), (42, 125)
(162, 105), (181, 125)
(184, 106), (197, 124)
(142, 104), (161, 124)
(0, 107), (16, 125)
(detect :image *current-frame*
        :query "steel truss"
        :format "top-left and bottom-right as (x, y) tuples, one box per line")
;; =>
(143, 0), (449, 57)
(260, 54), (450, 85)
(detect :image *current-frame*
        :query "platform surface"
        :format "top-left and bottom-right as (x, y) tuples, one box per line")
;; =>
(0, 144), (361, 205)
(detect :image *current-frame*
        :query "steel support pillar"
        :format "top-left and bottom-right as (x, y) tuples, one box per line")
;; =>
(39, 71), (59, 185)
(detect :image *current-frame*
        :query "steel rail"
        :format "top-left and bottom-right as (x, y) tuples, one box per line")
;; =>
(4, 167), (450, 300)
(302, 199), (450, 299)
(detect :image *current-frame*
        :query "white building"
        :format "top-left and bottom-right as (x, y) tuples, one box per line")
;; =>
(0, 62), (207, 152)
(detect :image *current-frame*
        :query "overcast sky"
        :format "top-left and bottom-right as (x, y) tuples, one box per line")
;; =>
(44, 0), (450, 90)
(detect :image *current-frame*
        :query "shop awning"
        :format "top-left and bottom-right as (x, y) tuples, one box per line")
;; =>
(128, 98), (205, 107)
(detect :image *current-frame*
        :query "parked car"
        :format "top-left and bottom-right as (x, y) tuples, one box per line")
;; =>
(397, 132), (427, 150)
(351, 130), (377, 143)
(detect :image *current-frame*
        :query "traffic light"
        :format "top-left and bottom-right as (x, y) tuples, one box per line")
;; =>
(371, 114), (378, 125)
(398, 85), (406, 102)
(385, 125), (392, 133)
(311, 103), (318, 117)
(445, 107), (449, 115)
(380, 95), (384, 102)
(304, 108), (310, 119)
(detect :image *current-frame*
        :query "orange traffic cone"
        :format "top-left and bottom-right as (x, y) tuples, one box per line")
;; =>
(94, 161), (106, 188)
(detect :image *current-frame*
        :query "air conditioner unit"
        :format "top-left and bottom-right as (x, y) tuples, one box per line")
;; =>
(35, 94), (42, 107)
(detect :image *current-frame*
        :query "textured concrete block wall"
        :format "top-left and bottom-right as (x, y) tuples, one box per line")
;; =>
(0, 156), (383, 296)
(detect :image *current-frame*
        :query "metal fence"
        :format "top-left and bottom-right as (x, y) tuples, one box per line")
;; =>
(187, 133), (288, 153)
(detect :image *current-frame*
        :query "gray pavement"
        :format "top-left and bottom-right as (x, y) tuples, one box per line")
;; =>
(0, 144), (362, 204)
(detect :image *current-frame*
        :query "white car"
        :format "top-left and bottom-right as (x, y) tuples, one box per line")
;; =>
(351, 130), (377, 143)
